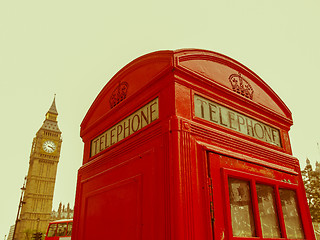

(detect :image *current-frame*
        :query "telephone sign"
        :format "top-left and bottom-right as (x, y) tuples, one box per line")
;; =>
(194, 94), (281, 147)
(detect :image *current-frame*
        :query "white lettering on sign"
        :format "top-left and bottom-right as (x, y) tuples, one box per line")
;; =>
(194, 95), (281, 147)
(91, 98), (159, 157)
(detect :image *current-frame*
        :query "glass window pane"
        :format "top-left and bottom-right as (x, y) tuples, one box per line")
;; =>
(228, 178), (256, 237)
(256, 184), (281, 238)
(67, 222), (73, 236)
(56, 223), (68, 236)
(279, 189), (305, 239)
(47, 224), (57, 237)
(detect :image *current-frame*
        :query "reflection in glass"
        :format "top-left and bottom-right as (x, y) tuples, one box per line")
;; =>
(67, 222), (73, 236)
(228, 178), (256, 237)
(56, 223), (68, 236)
(256, 184), (281, 238)
(279, 189), (305, 239)
(47, 224), (57, 237)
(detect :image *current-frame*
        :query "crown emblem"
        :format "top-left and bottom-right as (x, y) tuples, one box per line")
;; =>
(109, 81), (129, 108)
(229, 73), (254, 99)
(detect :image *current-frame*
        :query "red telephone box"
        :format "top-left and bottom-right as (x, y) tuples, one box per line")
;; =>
(73, 49), (315, 240)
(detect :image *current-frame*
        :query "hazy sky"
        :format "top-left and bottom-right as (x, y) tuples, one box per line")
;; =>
(1, 0), (320, 237)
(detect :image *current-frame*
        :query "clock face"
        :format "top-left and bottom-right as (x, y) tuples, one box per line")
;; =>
(42, 140), (56, 153)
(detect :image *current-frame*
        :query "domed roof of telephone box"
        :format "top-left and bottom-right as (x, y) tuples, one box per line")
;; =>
(81, 49), (292, 136)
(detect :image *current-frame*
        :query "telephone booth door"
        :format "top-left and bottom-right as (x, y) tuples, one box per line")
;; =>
(208, 152), (312, 240)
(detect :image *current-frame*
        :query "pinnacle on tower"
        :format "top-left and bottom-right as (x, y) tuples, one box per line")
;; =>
(48, 94), (58, 115)
(316, 161), (320, 173)
(306, 158), (312, 166)
(40, 95), (61, 133)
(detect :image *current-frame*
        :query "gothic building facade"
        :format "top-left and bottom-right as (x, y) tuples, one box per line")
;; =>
(15, 97), (62, 240)
(50, 202), (74, 221)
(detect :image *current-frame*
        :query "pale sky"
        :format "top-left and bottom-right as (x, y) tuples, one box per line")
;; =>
(1, 0), (320, 237)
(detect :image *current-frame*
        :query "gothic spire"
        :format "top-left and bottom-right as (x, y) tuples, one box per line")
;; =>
(39, 95), (61, 133)
(47, 94), (58, 115)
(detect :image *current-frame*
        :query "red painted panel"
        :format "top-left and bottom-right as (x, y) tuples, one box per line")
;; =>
(83, 176), (141, 240)
(178, 59), (287, 117)
(174, 49), (292, 120)
(81, 51), (173, 133)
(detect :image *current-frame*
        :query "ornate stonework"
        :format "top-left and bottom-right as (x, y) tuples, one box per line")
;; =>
(229, 72), (254, 100)
(109, 81), (129, 108)
(15, 97), (62, 240)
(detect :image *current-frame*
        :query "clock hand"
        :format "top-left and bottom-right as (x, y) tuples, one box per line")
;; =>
(48, 145), (54, 150)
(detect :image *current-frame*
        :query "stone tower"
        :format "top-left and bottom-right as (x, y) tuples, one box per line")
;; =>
(15, 97), (62, 240)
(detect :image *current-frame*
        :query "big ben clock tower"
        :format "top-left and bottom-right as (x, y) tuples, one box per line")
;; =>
(15, 97), (62, 240)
